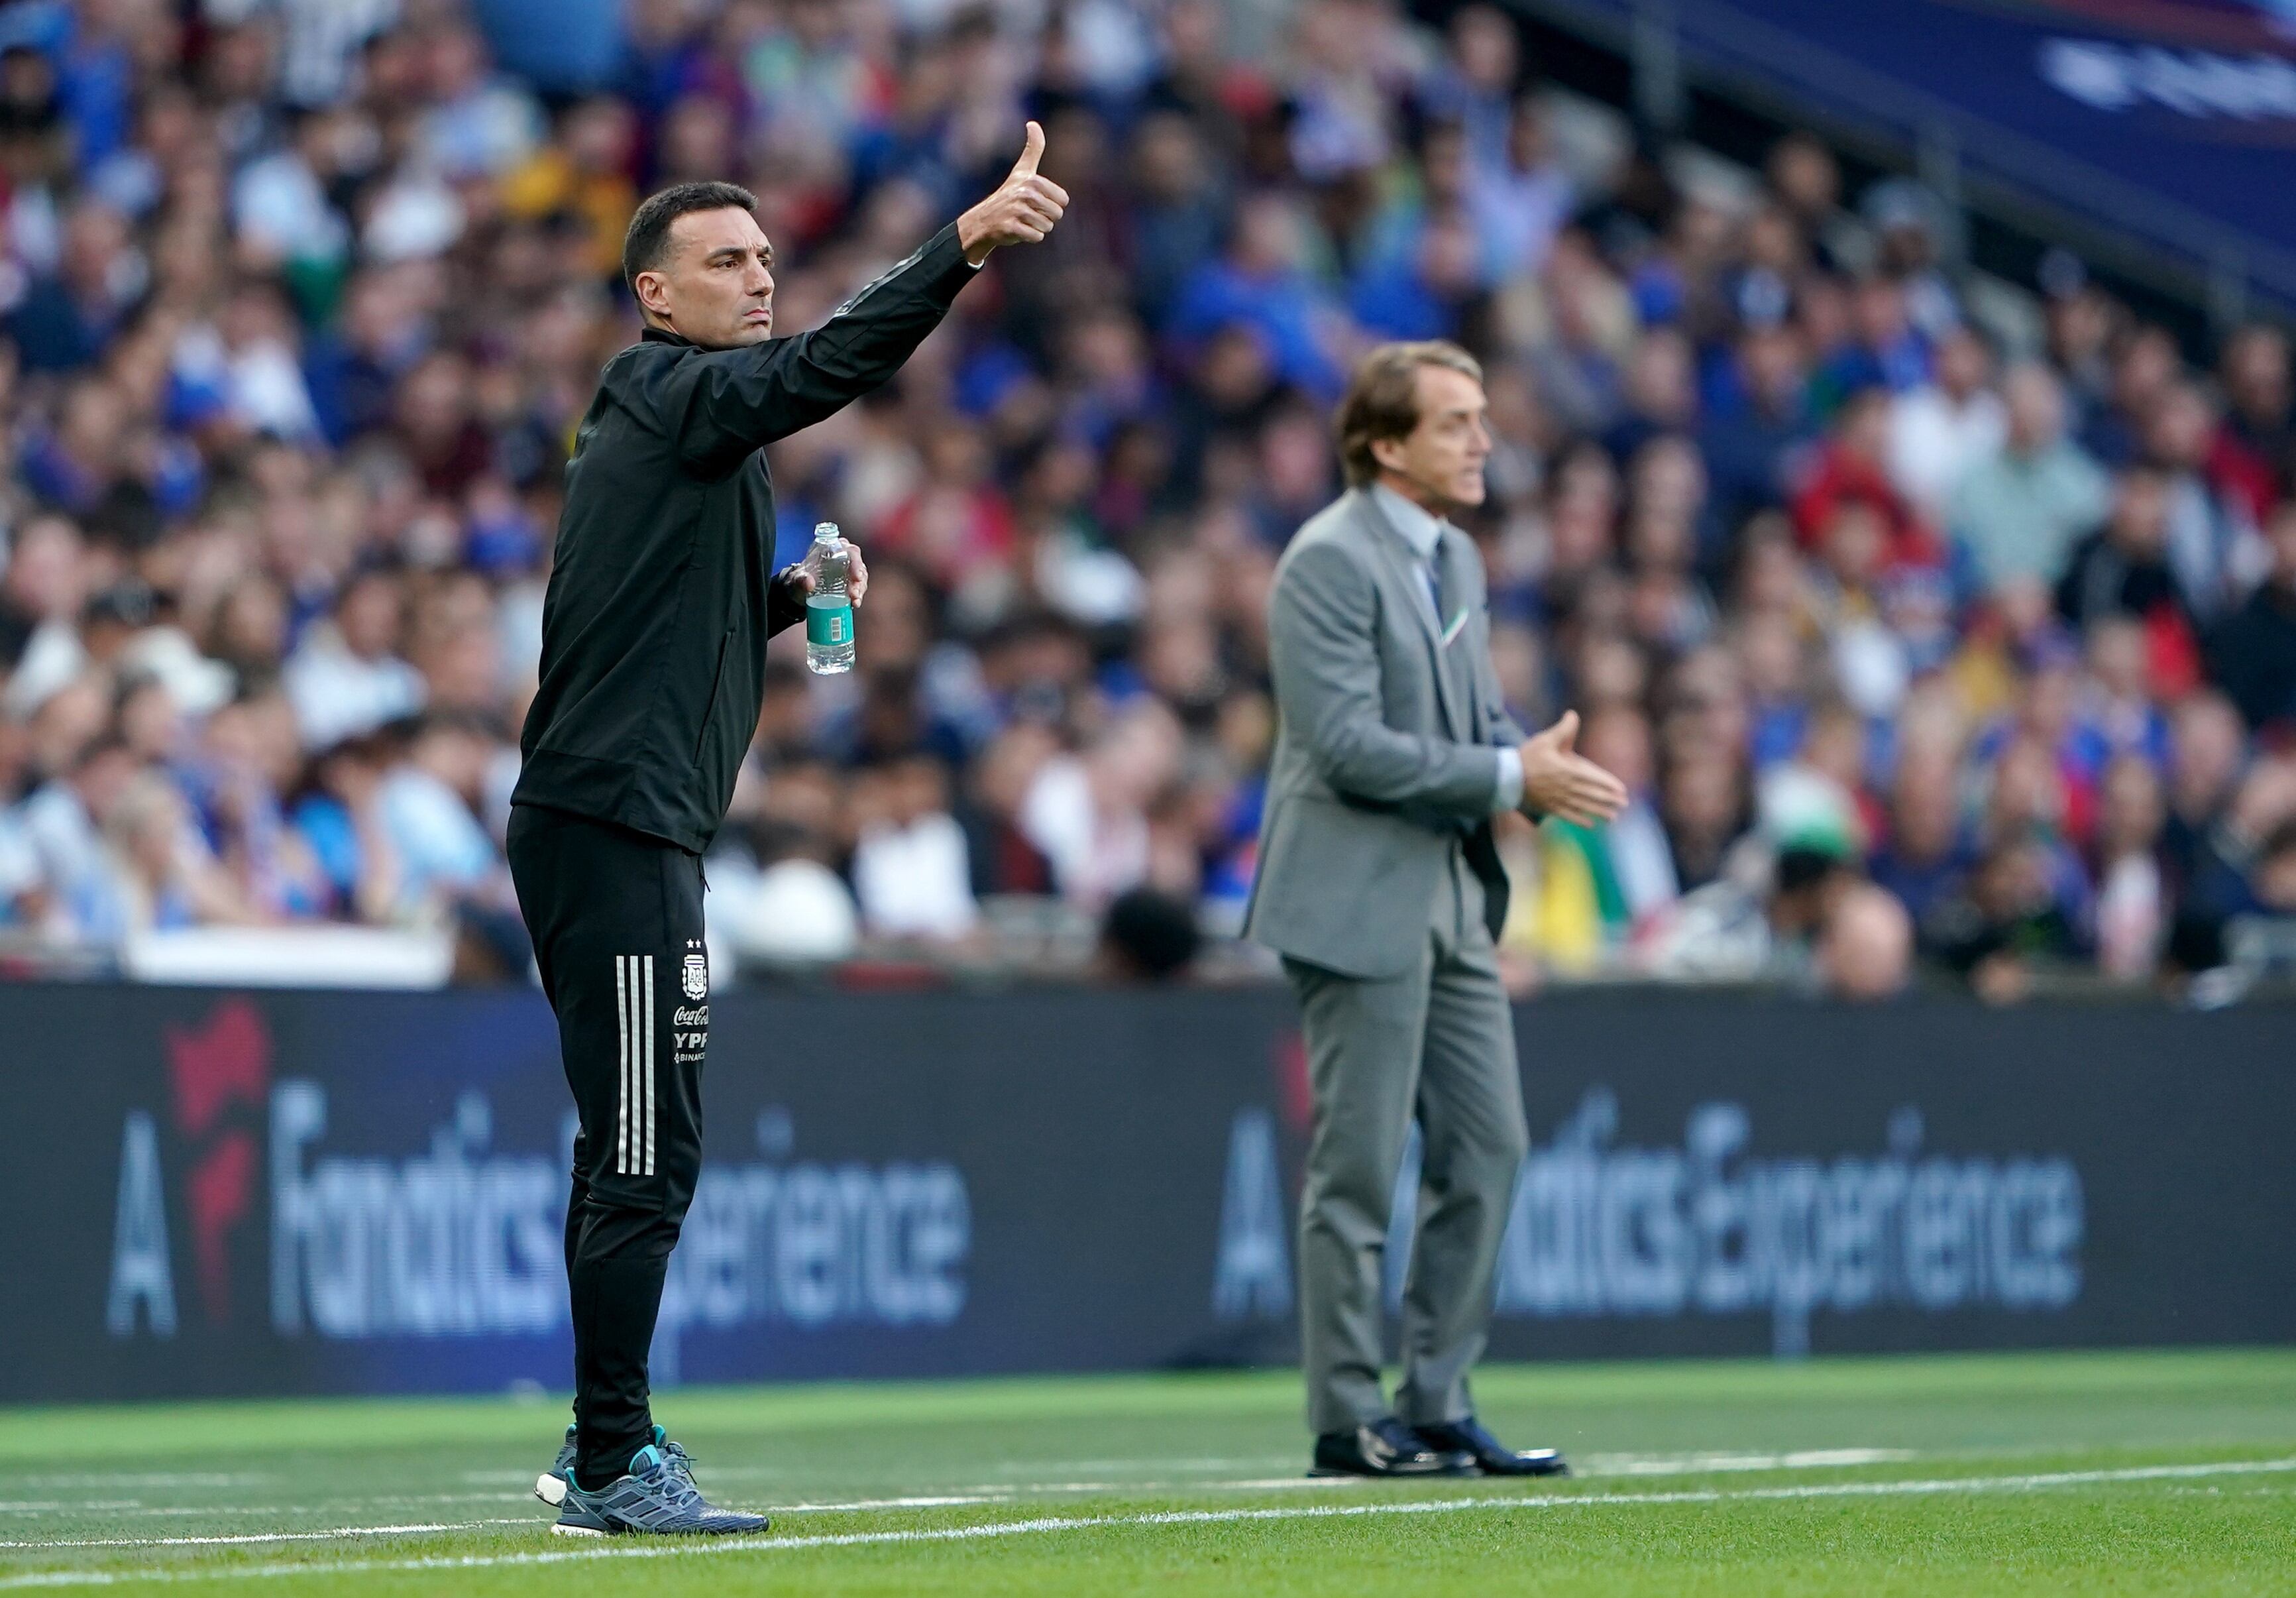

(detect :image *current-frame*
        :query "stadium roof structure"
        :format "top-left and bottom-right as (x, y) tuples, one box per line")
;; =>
(1525, 0), (2296, 324)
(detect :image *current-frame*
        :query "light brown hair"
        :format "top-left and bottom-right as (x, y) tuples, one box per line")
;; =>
(1335, 340), (1484, 488)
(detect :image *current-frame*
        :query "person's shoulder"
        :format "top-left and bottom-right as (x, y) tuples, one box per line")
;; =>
(1274, 493), (1373, 577)
(1294, 490), (1375, 549)
(585, 339), (700, 439)
(602, 337), (691, 380)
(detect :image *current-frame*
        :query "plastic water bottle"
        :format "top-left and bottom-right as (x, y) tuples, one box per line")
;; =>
(803, 522), (855, 675)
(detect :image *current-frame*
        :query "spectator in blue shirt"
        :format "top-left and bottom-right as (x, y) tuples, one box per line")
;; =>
(1166, 192), (1350, 401)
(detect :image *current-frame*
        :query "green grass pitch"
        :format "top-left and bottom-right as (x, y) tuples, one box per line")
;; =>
(2, 1349), (2293, 1594)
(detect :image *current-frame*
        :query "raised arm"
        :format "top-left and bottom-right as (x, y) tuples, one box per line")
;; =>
(664, 124), (1069, 471)
(663, 227), (975, 469)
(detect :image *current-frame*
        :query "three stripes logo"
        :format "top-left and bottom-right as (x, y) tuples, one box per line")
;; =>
(614, 955), (655, 1176)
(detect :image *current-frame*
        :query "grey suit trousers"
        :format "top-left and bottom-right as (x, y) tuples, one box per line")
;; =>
(1284, 862), (1528, 1435)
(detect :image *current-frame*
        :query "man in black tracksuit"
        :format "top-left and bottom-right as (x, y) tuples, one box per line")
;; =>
(508, 128), (1067, 1520)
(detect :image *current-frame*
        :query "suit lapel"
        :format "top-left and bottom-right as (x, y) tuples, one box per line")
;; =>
(1356, 491), (1465, 741)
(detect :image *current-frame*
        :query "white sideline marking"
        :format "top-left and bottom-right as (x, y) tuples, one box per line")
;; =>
(0, 1450), (1911, 1528)
(12, 1447), (1918, 1528)
(1583, 1448), (1917, 1476)
(0, 1522), (532, 1552)
(0, 1457), (2291, 1587)
(690, 1455), (1297, 1485)
(0, 1448), (2216, 1545)
(963, 1451), (1922, 1496)
(0, 1495), (533, 1526)
(995, 1457), (1293, 1475)
(751, 1449), (1930, 1504)
(762, 1495), (1004, 1512)
(7, 1484), (264, 1495)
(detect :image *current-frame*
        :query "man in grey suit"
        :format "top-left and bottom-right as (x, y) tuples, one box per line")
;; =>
(1245, 341), (1627, 1479)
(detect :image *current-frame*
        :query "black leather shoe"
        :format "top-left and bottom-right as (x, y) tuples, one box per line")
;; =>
(1413, 1416), (1570, 1477)
(1311, 1417), (1473, 1478)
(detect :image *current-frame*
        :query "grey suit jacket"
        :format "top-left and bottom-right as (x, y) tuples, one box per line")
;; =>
(1244, 488), (1527, 979)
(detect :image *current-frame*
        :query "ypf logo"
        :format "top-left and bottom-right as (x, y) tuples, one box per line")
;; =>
(106, 999), (272, 1338)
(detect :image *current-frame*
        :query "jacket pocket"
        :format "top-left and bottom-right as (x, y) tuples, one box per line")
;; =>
(1250, 792), (1439, 977)
(692, 629), (732, 764)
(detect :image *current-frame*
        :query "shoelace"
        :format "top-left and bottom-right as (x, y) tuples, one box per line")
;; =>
(639, 1455), (707, 1512)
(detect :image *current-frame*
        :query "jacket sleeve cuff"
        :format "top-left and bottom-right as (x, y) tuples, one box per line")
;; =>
(766, 567), (808, 637)
(924, 222), (983, 290)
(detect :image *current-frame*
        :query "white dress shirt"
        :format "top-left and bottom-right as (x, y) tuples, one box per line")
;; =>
(1370, 484), (1525, 813)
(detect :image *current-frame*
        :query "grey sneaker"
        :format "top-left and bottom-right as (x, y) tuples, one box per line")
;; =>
(537, 1424), (694, 1507)
(552, 1444), (768, 1537)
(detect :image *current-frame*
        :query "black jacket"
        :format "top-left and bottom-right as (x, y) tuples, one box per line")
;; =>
(513, 223), (979, 851)
(2054, 530), (2191, 634)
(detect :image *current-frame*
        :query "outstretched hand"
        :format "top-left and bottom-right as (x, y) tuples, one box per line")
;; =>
(1518, 711), (1629, 828)
(956, 121), (1069, 265)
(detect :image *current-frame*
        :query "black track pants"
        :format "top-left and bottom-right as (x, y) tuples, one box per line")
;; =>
(506, 803), (713, 1487)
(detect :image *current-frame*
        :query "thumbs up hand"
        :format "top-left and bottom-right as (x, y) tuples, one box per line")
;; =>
(1518, 711), (1629, 828)
(957, 121), (1070, 265)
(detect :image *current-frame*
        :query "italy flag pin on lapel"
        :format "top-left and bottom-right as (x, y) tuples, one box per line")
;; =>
(1441, 609), (1468, 647)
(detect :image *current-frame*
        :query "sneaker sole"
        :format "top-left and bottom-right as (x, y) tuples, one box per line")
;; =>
(549, 1521), (612, 1538)
(535, 1473), (567, 1507)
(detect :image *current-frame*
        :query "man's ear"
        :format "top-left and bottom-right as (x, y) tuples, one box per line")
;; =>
(633, 268), (672, 323)
(1368, 435), (1409, 476)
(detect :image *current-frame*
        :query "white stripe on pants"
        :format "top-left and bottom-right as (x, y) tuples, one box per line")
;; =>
(639, 954), (654, 1176)
(615, 956), (631, 1174)
(613, 955), (656, 1176)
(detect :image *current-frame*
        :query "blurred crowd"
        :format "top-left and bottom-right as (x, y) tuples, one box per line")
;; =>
(3, 0), (2296, 998)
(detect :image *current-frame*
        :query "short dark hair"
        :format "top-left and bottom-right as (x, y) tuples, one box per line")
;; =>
(1101, 887), (1203, 982)
(622, 180), (758, 294)
(1335, 340), (1483, 488)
